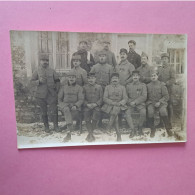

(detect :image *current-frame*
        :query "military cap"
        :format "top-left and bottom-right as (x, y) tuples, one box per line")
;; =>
(79, 40), (88, 45)
(128, 40), (136, 45)
(67, 70), (77, 77)
(120, 48), (128, 54)
(150, 67), (159, 75)
(132, 70), (140, 75)
(111, 72), (119, 79)
(72, 55), (81, 61)
(98, 50), (107, 56)
(161, 53), (169, 59)
(87, 72), (96, 78)
(141, 52), (148, 59)
(40, 54), (49, 60)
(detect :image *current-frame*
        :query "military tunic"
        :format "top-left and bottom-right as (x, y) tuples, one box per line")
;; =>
(83, 83), (103, 121)
(116, 59), (135, 86)
(147, 80), (169, 117)
(58, 83), (84, 124)
(31, 66), (60, 116)
(72, 66), (88, 86)
(137, 63), (152, 84)
(127, 50), (141, 69)
(71, 50), (95, 73)
(90, 63), (113, 89)
(101, 84), (128, 115)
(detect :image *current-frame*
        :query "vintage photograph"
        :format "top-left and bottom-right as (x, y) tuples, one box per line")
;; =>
(10, 31), (187, 148)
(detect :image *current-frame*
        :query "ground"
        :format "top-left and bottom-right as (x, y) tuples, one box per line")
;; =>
(16, 121), (186, 149)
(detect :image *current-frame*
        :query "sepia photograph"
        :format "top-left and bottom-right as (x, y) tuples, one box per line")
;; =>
(10, 31), (187, 149)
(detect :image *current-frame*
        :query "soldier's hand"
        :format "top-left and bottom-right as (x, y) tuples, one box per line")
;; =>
(130, 102), (136, 107)
(155, 102), (160, 107)
(71, 106), (77, 111)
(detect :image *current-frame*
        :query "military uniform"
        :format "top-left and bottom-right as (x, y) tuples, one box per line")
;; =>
(116, 59), (135, 86)
(58, 82), (84, 125)
(126, 81), (147, 131)
(137, 63), (152, 84)
(31, 62), (60, 132)
(90, 63), (113, 89)
(127, 50), (141, 69)
(71, 50), (95, 73)
(72, 66), (88, 86)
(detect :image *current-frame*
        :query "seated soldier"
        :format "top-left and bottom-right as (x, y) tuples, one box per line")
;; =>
(101, 73), (134, 142)
(83, 73), (103, 142)
(147, 70), (173, 138)
(58, 70), (84, 142)
(126, 70), (147, 137)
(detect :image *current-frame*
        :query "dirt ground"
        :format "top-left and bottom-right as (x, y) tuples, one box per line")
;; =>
(16, 121), (186, 149)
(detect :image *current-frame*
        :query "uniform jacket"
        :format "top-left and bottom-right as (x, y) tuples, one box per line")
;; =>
(127, 50), (141, 69)
(83, 83), (103, 111)
(31, 66), (60, 99)
(58, 82), (84, 110)
(90, 63), (113, 88)
(116, 59), (135, 86)
(102, 83), (128, 113)
(96, 49), (117, 68)
(72, 66), (88, 86)
(158, 65), (176, 94)
(137, 63), (152, 84)
(71, 50), (95, 73)
(126, 81), (147, 108)
(147, 80), (169, 106)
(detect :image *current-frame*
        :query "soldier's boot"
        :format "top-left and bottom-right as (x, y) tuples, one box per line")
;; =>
(85, 121), (95, 142)
(148, 118), (156, 138)
(107, 117), (115, 133)
(64, 124), (72, 142)
(161, 116), (173, 137)
(42, 115), (50, 133)
(114, 117), (122, 142)
(126, 115), (135, 138)
(75, 120), (80, 130)
(53, 114), (61, 132)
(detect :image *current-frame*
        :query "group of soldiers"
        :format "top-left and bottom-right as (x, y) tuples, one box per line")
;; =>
(31, 39), (176, 142)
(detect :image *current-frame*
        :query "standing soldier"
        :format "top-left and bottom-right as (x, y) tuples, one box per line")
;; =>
(158, 53), (176, 127)
(58, 70), (84, 142)
(127, 40), (141, 69)
(71, 40), (95, 73)
(101, 73), (134, 141)
(126, 70), (147, 137)
(147, 71), (173, 138)
(83, 73), (103, 142)
(90, 50), (113, 90)
(71, 54), (88, 86)
(116, 48), (135, 86)
(137, 52), (152, 84)
(31, 54), (60, 133)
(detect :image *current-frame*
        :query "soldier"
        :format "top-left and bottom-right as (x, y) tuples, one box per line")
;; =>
(126, 70), (147, 137)
(58, 70), (84, 142)
(83, 73), (103, 142)
(71, 40), (95, 73)
(147, 70), (173, 137)
(127, 40), (141, 69)
(90, 50), (113, 90)
(158, 53), (176, 127)
(71, 54), (88, 86)
(116, 48), (135, 86)
(137, 52), (152, 84)
(31, 54), (60, 133)
(101, 73), (134, 141)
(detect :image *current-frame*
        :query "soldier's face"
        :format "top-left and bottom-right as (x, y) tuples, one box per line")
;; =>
(141, 56), (148, 65)
(99, 55), (107, 64)
(88, 76), (96, 85)
(162, 57), (169, 65)
(68, 76), (76, 84)
(111, 76), (119, 84)
(132, 74), (140, 82)
(151, 73), (158, 81)
(40, 59), (49, 68)
(128, 43), (135, 51)
(120, 52), (127, 60)
(80, 42), (87, 50)
(73, 60), (81, 68)
(103, 43), (110, 50)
